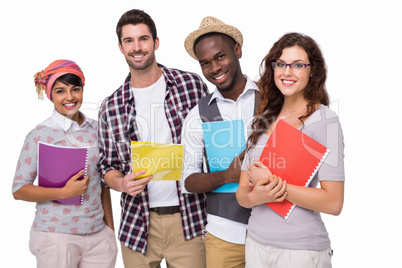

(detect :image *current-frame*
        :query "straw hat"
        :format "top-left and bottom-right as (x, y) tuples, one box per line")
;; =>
(184, 16), (243, 60)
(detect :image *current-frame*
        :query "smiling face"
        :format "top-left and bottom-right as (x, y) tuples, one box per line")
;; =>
(118, 23), (159, 72)
(51, 80), (83, 124)
(274, 46), (311, 100)
(194, 34), (244, 95)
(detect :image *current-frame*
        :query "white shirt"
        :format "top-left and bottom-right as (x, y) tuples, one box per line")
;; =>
(132, 75), (179, 208)
(181, 75), (258, 244)
(45, 109), (93, 132)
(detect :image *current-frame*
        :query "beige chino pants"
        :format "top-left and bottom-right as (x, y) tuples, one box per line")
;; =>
(121, 211), (205, 268)
(205, 232), (246, 268)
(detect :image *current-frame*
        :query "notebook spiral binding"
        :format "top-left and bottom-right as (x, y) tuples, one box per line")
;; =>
(80, 147), (90, 205)
(306, 148), (331, 187)
(38, 142), (92, 205)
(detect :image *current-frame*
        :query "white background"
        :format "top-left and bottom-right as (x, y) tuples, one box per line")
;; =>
(1, 0), (401, 267)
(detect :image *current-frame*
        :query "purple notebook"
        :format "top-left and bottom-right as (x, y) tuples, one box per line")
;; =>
(38, 142), (89, 205)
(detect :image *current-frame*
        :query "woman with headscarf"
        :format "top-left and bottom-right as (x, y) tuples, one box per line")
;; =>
(236, 33), (345, 268)
(12, 60), (118, 268)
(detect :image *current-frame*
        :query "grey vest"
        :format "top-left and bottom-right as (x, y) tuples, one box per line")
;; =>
(198, 91), (260, 224)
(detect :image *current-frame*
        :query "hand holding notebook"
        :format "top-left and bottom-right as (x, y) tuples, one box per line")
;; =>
(131, 141), (184, 181)
(114, 169), (152, 196)
(202, 119), (246, 193)
(62, 170), (90, 199)
(38, 142), (90, 205)
(257, 119), (329, 220)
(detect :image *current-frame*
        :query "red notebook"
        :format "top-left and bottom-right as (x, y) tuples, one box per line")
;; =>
(38, 142), (89, 205)
(259, 119), (329, 220)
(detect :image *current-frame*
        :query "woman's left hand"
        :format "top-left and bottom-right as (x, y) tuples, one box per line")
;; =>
(249, 175), (288, 206)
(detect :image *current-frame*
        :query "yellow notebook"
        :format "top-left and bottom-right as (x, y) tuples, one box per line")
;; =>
(131, 141), (184, 181)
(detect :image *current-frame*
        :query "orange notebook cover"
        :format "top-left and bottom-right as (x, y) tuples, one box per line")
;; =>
(259, 119), (330, 220)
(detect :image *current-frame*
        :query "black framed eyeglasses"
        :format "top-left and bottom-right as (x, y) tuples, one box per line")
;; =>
(271, 62), (311, 71)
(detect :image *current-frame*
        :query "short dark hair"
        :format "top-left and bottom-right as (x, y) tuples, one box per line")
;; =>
(116, 9), (157, 44)
(54, 73), (82, 89)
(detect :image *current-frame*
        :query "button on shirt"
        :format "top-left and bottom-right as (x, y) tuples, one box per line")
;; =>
(181, 75), (258, 244)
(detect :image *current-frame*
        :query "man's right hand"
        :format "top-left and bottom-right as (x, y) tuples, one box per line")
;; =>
(223, 150), (246, 184)
(184, 150), (246, 193)
(120, 170), (153, 196)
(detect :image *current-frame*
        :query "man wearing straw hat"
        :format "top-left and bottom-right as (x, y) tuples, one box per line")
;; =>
(181, 17), (259, 267)
(98, 9), (208, 268)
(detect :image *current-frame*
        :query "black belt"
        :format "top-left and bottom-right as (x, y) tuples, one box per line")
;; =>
(149, 206), (180, 215)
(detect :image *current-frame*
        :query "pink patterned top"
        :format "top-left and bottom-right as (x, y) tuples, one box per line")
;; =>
(12, 110), (105, 234)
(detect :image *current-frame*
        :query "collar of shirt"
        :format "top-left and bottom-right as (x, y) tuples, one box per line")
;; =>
(123, 63), (175, 103)
(208, 74), (259, 105)
(50, 109), (95, 132)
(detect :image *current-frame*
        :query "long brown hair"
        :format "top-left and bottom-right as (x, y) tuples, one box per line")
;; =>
(248, 32), (329, 149)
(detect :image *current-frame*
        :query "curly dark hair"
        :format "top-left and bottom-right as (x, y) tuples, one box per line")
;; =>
(248, 32), (329, 149)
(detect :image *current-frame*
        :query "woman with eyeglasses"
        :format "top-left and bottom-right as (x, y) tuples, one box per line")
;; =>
(12, 60), (118, 268)
(236, 33), (345, 268)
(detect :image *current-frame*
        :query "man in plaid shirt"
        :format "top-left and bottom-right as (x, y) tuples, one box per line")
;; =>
(98, 9), (208, 267)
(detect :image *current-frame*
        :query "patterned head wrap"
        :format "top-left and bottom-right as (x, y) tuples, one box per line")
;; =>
(33, 60), (85, 100)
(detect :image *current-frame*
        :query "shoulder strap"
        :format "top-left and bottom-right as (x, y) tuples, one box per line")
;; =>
(200, 91), (260, 123)
(198, 94), (223, 123)
(198, 90), (260, 173)
(199, 90), (257, 223)
(253, 90), (261, 115)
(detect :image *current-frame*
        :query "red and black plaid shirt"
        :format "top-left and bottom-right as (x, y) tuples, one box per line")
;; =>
(98, 64), (208, 254)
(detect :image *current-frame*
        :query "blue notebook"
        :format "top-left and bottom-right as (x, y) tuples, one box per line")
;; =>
(201, 119), (246, 193)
